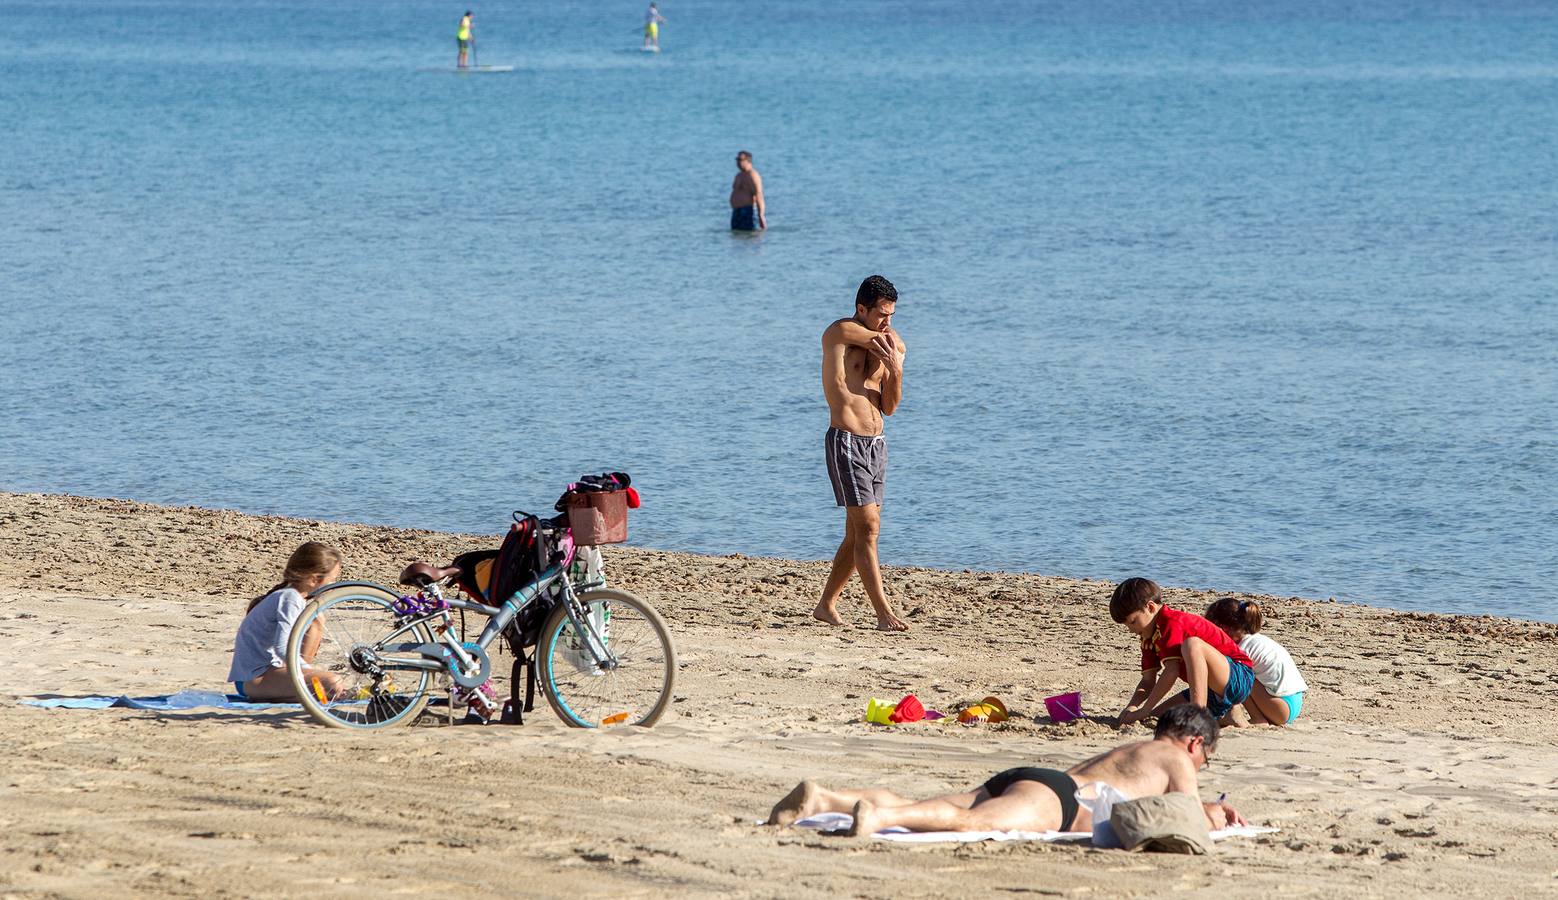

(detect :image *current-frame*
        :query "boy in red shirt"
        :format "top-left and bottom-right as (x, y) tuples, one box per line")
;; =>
(1110, 577), (1256, 727)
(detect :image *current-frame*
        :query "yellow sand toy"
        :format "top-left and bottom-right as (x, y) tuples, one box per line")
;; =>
(865, 697), (897, 724)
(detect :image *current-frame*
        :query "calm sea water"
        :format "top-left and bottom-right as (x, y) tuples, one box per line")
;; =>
(2, 0), (1554, 620)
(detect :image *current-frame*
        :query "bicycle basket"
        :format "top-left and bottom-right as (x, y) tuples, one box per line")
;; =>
(566, 490), (629, 545)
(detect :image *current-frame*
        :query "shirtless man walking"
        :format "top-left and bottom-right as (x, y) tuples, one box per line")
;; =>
(767, 706), (1246, 835)
(730, 151), (766, 231)
(816, 275), (907, 631)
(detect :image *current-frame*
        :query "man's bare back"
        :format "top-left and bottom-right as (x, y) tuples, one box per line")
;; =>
(1062, 737), (1201, 832)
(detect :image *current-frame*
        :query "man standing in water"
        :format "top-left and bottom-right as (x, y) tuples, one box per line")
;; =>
(816, 276), (908, 631)
(730, 151), (767, 231)
(456, 10), (473, 68)
(643, 2), (666, 50)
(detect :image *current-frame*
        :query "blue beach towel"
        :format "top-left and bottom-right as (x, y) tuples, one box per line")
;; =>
(22, 690), (301, 711)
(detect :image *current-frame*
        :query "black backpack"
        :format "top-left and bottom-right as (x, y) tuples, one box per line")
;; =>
(450, 513), (553, 723)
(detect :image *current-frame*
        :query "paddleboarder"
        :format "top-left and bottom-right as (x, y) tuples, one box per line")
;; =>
(643, 2), (666, 50)
(457, 10), (474, 68)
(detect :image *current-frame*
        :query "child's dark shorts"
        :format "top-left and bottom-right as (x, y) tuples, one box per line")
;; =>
(1176, 657), (1254, 719)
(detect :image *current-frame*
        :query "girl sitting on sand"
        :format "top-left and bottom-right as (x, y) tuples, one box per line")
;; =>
(1205, 597), (1309, 726)
(227, 541), (343, 701)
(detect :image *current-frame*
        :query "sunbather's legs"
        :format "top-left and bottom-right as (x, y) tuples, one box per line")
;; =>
(847, 781), (1060, 836)
(1179, 636), (1232, 708)
(768, 780), (979, 826)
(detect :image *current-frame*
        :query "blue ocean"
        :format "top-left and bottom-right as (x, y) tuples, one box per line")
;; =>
(2, 0), (1554, 620)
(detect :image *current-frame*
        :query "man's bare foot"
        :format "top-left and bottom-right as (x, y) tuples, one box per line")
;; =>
(767, 780), (823, 826)
(846, 799), (879, 837)
(812, 601), (848, 626)
(874, 612), (909, 631)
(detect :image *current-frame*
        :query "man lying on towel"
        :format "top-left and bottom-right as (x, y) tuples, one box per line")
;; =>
(766, 705), (1246, 836)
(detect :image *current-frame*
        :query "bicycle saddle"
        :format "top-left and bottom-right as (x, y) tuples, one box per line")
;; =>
(399, 561), (462, 587)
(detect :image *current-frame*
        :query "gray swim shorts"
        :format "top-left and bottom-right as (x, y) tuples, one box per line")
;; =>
(825, 426), (886, 507)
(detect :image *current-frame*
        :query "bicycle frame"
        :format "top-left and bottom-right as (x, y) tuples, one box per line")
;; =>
(316, 542), (617, 686)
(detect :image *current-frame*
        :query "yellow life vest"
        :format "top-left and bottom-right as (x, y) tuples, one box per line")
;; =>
(457, 16), (471, 40)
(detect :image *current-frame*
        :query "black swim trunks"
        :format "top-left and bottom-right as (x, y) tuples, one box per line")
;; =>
(980, 767), (1080, 831)
(731, 204), (759, 231)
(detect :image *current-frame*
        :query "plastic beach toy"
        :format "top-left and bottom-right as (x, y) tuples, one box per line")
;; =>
(958, 704), (991, 723)
(889, 694), (925, 723)
(865, 697), (898, 725)
(957, 695), (1010, 724)
(1043, 691), (1083, 723)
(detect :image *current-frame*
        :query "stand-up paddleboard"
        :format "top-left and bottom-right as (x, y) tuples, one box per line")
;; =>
(640, 45), (660, 53)
(418, 64), (515, 73)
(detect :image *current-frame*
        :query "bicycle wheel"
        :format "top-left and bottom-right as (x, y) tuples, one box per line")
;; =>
(286, 583), (437, 730)
(537, 588), (676, 728)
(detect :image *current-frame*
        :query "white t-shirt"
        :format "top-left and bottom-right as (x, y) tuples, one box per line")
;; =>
(227, 587), (307, 682)
(1239, 633), (1308, 698)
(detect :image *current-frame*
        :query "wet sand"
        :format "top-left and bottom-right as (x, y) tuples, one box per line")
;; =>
(2, 492), (1556, 898)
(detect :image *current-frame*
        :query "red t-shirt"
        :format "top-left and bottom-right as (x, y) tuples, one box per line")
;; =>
(1141, 606), (1254, 675)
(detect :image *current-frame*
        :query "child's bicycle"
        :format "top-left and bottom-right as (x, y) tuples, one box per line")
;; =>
(283, 491), (675, 730)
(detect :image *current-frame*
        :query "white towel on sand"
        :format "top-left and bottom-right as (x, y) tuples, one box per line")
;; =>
(787, 812), (1277, 844)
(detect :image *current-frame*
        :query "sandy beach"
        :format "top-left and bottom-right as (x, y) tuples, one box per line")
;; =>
(2, 491), (1556, 898)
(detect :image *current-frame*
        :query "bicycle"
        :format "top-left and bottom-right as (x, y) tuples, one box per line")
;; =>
(283, 512), (676, 730)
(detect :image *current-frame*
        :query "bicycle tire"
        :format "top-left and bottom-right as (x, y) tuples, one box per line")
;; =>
(286, 583), (436, 730)
(537, 588), (676, 728)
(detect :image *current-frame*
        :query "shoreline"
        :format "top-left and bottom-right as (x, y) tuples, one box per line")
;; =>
(3, 491), (1557, 897)
(2, 489), (1543, 628)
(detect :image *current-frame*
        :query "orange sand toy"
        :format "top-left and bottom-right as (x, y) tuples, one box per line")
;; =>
(957, 695), (1009, 724)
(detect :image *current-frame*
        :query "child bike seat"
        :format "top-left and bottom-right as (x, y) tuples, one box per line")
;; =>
(398, 562), (463, 587)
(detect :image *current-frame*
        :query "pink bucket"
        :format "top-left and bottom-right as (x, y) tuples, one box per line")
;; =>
(1043, 691), (1083, 723)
